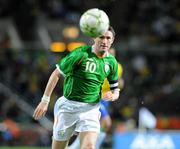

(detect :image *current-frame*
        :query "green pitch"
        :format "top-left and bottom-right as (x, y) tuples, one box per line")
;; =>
(0, 147), (50, 149)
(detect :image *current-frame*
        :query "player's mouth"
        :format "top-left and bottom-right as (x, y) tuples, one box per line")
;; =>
(100, 45), (108, 49)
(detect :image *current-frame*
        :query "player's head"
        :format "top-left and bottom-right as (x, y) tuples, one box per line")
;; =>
(108, 26), (115, 38)
(93, 26), (115, 57)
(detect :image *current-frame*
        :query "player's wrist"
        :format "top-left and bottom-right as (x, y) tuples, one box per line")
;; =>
(41, 95), (50, 103)
(112, 88), (120, 101)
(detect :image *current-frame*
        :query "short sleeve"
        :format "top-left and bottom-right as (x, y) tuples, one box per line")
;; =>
(107, 59), (119, 90)
(56, 48), (84, 76)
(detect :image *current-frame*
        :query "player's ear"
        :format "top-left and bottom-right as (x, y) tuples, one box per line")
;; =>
(111, 37), (114, 44)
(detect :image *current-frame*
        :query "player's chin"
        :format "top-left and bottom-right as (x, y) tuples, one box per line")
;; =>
(99, 50), (106, 55)
(100, 48), (108, 53)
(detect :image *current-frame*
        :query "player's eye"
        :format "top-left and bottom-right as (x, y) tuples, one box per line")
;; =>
(107, 37), (111, 40)
(99, 36), (105, 39)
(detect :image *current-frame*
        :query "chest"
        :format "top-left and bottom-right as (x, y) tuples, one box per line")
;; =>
(76, 56), (112, 82)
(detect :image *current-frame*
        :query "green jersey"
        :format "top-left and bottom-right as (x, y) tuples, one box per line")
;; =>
(56, 45), (118, 103)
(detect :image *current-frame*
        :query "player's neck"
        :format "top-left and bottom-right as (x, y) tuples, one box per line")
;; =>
(92, 45), (108, 58)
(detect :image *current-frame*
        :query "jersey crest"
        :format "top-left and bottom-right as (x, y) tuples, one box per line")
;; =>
(104, 62), (110, 74)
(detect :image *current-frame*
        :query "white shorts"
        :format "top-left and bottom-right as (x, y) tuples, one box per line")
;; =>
(53, 96), (101, 141)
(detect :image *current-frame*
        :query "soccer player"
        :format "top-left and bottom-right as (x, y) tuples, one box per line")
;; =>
(33, 26), (120, 149)
(69, 48), (124, 149)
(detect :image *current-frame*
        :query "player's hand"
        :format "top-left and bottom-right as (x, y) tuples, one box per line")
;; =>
(102, 91), (115, 101)
(33, 101), (49, 120)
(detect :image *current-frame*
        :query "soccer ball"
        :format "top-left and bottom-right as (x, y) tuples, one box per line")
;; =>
(79, 8), (110, 38)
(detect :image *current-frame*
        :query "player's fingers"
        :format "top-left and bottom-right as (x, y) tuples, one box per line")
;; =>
(42, 110), (47, 117)
(33, 102), (47, 119)
(33, 108), (38, 118)
(111, 98), (116, 101)
(33, 110), (39, 119)
(36, 108), (47, 119)
(33, 109), (43, 120)
(106, 94), (113, 99)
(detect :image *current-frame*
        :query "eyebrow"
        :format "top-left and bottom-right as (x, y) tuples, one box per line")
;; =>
(99, 36), (111, 39)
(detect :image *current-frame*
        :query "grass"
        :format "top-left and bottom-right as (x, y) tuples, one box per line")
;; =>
(0, 147), (111, 149)
(0, 147), (50, 149)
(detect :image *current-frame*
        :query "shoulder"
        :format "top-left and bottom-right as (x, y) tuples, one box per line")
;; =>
(106, 54), (118, 64)
(70, 45), (90, 56)
(73, 45), (91, 53)
(66, 45), (89, 57)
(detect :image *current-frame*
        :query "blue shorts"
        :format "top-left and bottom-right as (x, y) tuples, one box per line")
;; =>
(100, 100), (110, 119)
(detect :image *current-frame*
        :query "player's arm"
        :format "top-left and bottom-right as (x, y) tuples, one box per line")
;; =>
(103, 59), (120, 101)
(33, 47), (85, 120)
(104, 63), (125, 101)
(102, 77), (120, 101)
(33, 68), (60, 120)
(103, 74), (124, 101)
(102, 85), (120, 101)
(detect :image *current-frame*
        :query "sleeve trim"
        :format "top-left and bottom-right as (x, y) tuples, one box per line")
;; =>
(56, 64), (66, 77)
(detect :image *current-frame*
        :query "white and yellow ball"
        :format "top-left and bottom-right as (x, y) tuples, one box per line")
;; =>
(79, 8), (110, 38)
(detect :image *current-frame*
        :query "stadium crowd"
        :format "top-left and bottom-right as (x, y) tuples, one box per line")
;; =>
(0, 0), (179, 147)
(0, 42), (179, 146)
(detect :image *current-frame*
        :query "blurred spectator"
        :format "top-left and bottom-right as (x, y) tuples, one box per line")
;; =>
(152, 16), (179, 43)
(0, 0), (179, 146)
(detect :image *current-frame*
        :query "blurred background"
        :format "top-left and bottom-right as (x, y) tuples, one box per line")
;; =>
(0, 0), (179, 148)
